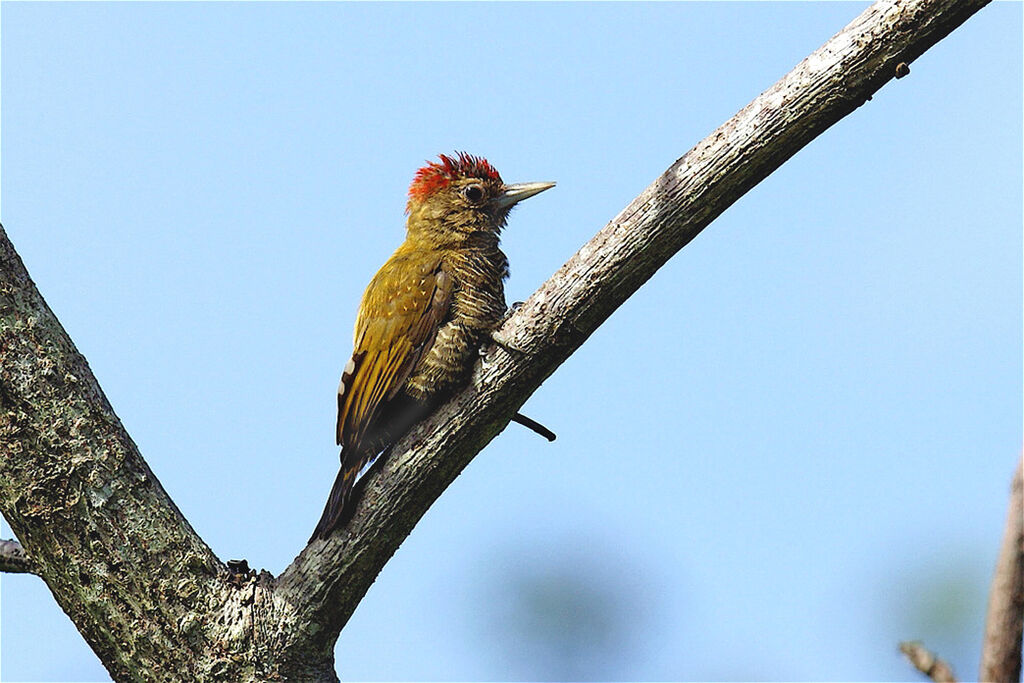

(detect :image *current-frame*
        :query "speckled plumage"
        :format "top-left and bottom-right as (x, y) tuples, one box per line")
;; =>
(311, 153), (552, 541)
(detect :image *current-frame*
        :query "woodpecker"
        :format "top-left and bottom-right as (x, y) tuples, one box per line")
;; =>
(311, 153), (554, 541)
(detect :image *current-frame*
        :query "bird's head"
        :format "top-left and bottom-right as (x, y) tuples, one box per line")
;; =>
(405, 152), (554, 242)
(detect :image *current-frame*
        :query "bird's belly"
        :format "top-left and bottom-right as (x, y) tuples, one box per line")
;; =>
(404, 321), (481, 402)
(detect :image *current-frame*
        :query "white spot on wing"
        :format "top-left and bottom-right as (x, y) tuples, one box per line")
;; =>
(344, 358), (355, 374)
(338, 377), (346, 395)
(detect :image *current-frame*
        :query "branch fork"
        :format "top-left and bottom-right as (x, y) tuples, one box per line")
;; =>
(0, 1), (998, 680)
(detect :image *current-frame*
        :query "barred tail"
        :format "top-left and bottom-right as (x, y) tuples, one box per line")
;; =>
(310, 464), (358, 542)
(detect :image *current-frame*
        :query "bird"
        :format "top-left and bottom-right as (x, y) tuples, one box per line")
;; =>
(310, 152), (554, 541)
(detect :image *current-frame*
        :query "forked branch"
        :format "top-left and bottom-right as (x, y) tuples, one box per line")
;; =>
(0, 0), (997, 679)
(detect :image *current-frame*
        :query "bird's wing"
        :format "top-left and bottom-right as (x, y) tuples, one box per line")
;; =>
(335, 252), (452, 453)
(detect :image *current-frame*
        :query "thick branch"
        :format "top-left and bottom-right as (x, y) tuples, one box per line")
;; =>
(980, 457), (1024, 683)
(0, 538), (35, 574)
(278, 0), (992, 652)
(0, 226), (340, 681)
(0, 228), (235, 680)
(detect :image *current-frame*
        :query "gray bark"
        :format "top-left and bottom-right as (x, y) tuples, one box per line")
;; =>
(0, 0), (994, 679)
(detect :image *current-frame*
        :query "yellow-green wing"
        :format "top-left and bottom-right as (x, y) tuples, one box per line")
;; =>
(335, 249), (452, 453)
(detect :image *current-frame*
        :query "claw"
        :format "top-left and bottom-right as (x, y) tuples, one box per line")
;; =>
(500, 301), (525, 324)
(491, 329), (526, 355)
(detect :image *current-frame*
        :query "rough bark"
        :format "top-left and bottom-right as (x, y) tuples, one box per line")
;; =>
(979, 457), (1024, 683)
(0, 227), (337, 680)
(0, 0), (994, 680)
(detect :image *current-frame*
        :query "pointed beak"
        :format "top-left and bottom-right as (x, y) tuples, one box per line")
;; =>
(493, 181), (556, 210)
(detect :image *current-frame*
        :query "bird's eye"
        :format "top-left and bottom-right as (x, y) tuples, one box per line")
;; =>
(462, 184), (485, 203)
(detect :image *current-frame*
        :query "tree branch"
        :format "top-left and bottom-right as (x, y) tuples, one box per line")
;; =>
(0, 538), (36, 574)
(979, 456), (1024, 683)
(0, 0), (999, 678)
(276, 0), (993, 654)
(901, 641), (958, 683)
(0, 226), (238, 679)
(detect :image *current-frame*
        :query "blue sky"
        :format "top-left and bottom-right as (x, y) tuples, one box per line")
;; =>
(1, 2), (1020, 681)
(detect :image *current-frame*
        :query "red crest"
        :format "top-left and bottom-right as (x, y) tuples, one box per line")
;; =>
(408, 152), (502, 206)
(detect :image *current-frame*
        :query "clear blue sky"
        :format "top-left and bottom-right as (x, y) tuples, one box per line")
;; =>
(1, 2), (1020, 681)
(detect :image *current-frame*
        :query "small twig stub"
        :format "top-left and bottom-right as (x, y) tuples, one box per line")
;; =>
(0, 538), (35, 575)
(900, 641), (957, 683)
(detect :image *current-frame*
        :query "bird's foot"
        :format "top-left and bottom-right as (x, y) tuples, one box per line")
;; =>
(486, 303), (529, 355)
(500, 301), (525, 324)
(490, 329), (527, 355)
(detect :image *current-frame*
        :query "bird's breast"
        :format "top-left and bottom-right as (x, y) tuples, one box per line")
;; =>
(402, 244), (508, 401)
